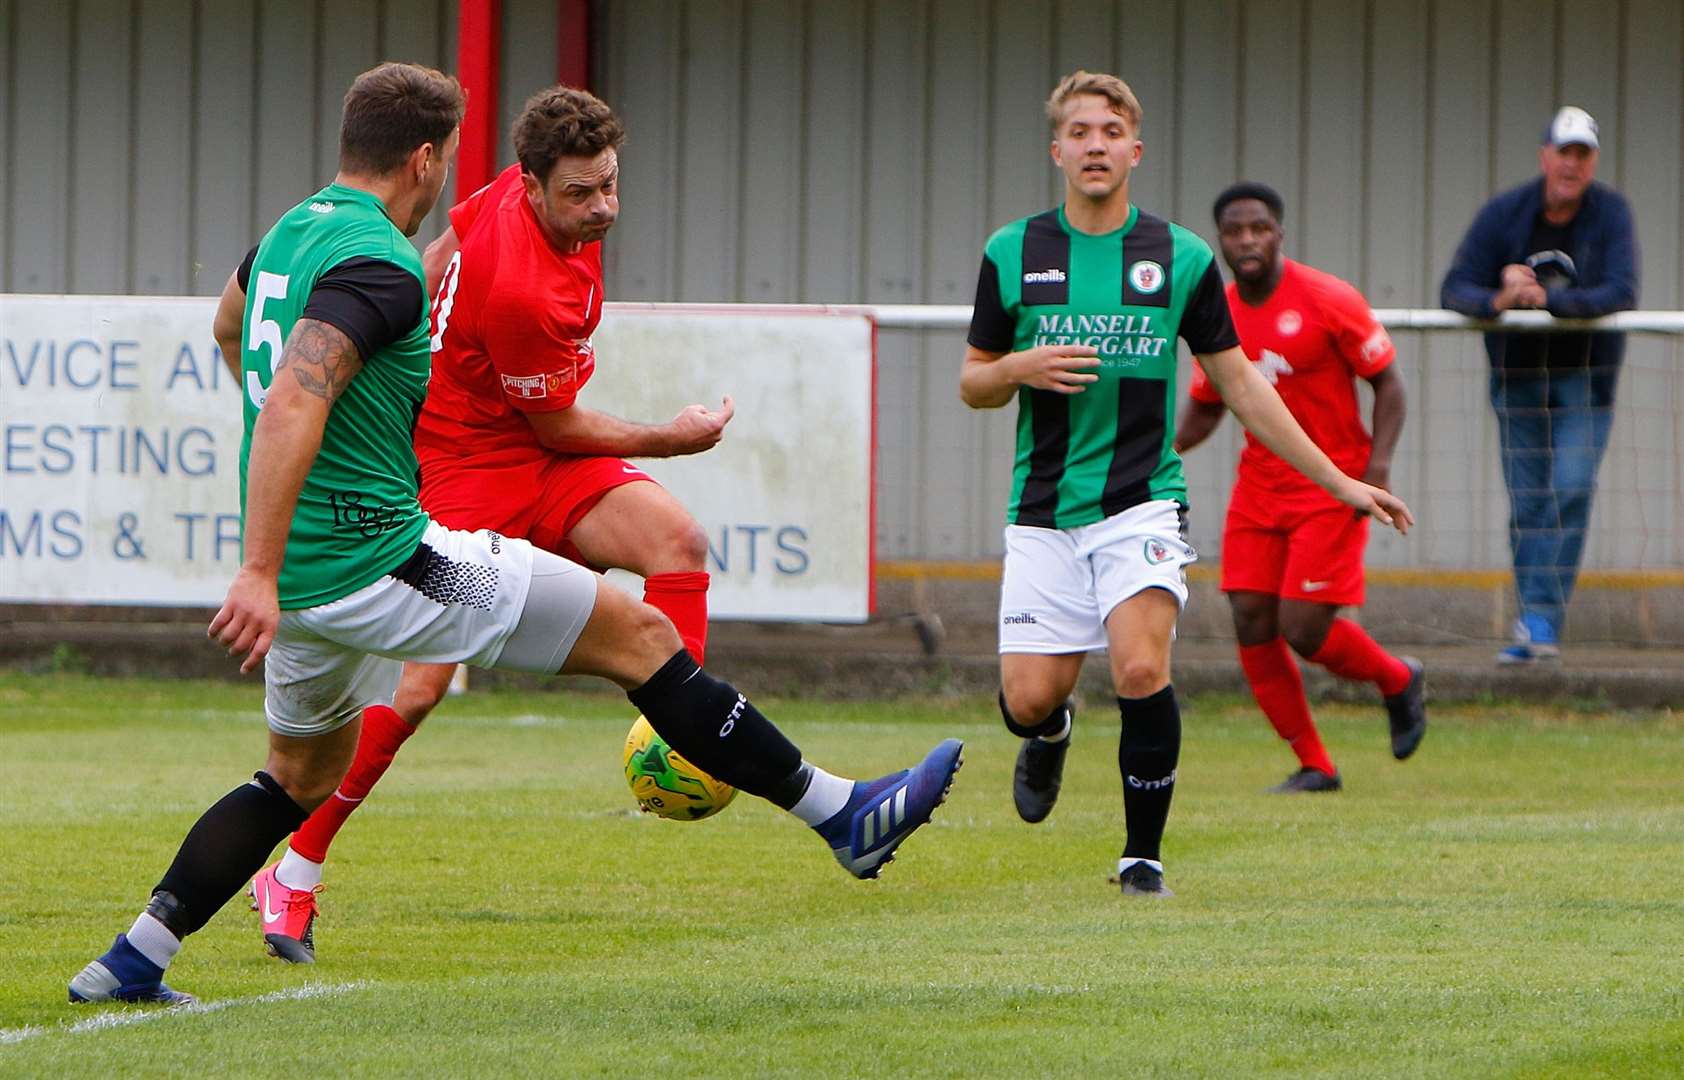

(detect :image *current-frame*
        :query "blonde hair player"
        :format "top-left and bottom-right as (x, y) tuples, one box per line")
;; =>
(960, 71), (1412, 896)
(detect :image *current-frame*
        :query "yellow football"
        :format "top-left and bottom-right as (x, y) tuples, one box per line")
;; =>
(622, 715), (738, 821)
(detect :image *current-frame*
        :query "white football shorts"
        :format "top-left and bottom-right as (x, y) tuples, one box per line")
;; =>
(997, 499), (1197, 655)
(264, 519), (598, 737)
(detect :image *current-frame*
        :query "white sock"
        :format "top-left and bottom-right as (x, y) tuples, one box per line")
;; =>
(125, 912), (181, 969)
(1038, 710), (1072, 743)
(276, 846), (324, 891)
(789, 765), (854, 827)
(1116, 856), (1164, 875)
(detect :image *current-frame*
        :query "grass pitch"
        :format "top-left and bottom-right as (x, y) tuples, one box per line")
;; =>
(2, 673), (1682, 1077)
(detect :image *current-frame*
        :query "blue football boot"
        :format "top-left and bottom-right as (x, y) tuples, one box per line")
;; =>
(68, 934), (196, 1006)
(815, 739), (964, 879)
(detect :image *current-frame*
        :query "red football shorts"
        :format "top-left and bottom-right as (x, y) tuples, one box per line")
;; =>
(1218, 482), (1370, 606)
(419, 455), (654, 567)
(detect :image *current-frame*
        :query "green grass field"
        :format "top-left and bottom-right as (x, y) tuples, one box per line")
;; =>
(3, 673), (1682, 1077)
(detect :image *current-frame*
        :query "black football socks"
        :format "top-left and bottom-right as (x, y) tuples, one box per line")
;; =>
(1118, 686), (1181, 863)
(149, 771), (310, 938)
(998, 691), (1072, 741)
(628, 651), (813, 810)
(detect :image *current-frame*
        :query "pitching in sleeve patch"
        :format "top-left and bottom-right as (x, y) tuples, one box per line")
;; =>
(501, 369), (570, 401)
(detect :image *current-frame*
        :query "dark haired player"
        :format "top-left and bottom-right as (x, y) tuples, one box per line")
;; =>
(69, 67), (961, 1006)
(1176, 181), (1426, 793)
(248, 86), (736, 963)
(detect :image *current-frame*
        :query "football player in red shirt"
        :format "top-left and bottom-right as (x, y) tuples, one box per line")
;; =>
(251, 87), (736, 953)
(1176, 182), (1427, 793)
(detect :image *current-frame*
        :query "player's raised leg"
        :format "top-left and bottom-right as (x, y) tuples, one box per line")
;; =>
(994, 523), (1097, 825)
(1000, 654), (1081, 824)
(1292, 608), (1425, 762)
(565, 475), (713, 662)
(1230, 591), (1342, 792)
(255, 477), (713, 961)
(1103, 588), (1182, 897)
(1278, 577), (1425, 766)
(507, 545), (962, 880)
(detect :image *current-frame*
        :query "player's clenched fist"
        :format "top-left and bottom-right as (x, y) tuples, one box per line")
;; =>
(1013, 344), (1101, 394)
(665, 395), (735, 456)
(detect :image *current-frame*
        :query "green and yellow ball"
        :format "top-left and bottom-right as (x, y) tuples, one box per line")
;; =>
(622, 715), (738, 821)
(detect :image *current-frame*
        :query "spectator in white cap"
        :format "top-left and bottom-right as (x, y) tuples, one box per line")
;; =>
(1440, 106), (1638, 664)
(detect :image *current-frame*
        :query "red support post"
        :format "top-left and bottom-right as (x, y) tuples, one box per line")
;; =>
(557, 0), (590, 88)
(457, 0), (502, 198)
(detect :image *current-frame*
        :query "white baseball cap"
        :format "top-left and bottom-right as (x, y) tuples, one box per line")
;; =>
(1544, 106), (1599, 150)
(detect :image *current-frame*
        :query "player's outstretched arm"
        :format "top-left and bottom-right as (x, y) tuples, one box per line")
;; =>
(959, 344), (1100, 409)
(525, 395), (734, 459)
(1198, 345), (1413, 533)
(209, 319), (364, 673)
(212, 269), (246, 381)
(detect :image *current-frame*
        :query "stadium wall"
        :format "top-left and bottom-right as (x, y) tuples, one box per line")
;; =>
(589, 0), (1684, 577)
(3, 0), (1681, 577)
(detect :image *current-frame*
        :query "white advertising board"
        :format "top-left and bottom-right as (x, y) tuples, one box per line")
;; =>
(589, 305), (875, 621)
(0, 296), (874, 621)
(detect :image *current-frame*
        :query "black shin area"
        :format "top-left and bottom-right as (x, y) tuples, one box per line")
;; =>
(628, 651), (807, 806)
(1117, 686), (1181, 862)
(999, 690), (1070, 739)
(150, 771), (310, 937)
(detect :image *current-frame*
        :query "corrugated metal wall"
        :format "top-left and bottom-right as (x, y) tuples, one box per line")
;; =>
(0, 0), (594, 294)
(595, 0), (1684, 571)
(0, 0), (462, 295)
(4, 0), (1681, 568)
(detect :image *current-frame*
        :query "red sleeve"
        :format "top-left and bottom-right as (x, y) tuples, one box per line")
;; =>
(1315, 275), (1396, 378)
(480, 286), (593, 414)
(1187, 357), (1224, 404)
(448, 164), (522, 240)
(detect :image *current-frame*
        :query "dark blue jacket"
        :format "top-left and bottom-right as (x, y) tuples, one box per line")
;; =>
(1440, 177), (1638, 377)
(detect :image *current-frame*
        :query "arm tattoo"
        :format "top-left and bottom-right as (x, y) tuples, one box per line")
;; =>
(276, 319), (364, 403)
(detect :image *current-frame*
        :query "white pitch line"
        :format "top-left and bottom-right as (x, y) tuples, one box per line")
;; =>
(0, 980), (369, 1047)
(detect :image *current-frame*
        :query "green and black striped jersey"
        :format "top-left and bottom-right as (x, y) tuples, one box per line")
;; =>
(968, 203), (1238, 528)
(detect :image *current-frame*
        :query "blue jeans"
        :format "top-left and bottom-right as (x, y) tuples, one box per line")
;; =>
(1489, 368), (1616, 632)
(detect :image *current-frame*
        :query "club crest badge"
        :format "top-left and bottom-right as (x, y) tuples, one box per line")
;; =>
(1128, 260), (1165, 295)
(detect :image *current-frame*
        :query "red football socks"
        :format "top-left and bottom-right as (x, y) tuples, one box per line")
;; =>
(643, 571), (711, 664)
(1310, 618), (1411, 697)
(1239, 638), (1336, 776)
(288, 704), (418, 864)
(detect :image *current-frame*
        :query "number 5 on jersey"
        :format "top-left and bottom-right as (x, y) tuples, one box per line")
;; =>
(246, 271), (289, 410)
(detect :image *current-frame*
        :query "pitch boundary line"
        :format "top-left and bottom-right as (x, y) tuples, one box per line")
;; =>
(0, 980), (370, 1047)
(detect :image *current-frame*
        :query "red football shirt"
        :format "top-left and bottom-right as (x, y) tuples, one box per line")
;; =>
(414, 164), (603, 470)
(1189, 258), (1395, 499)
